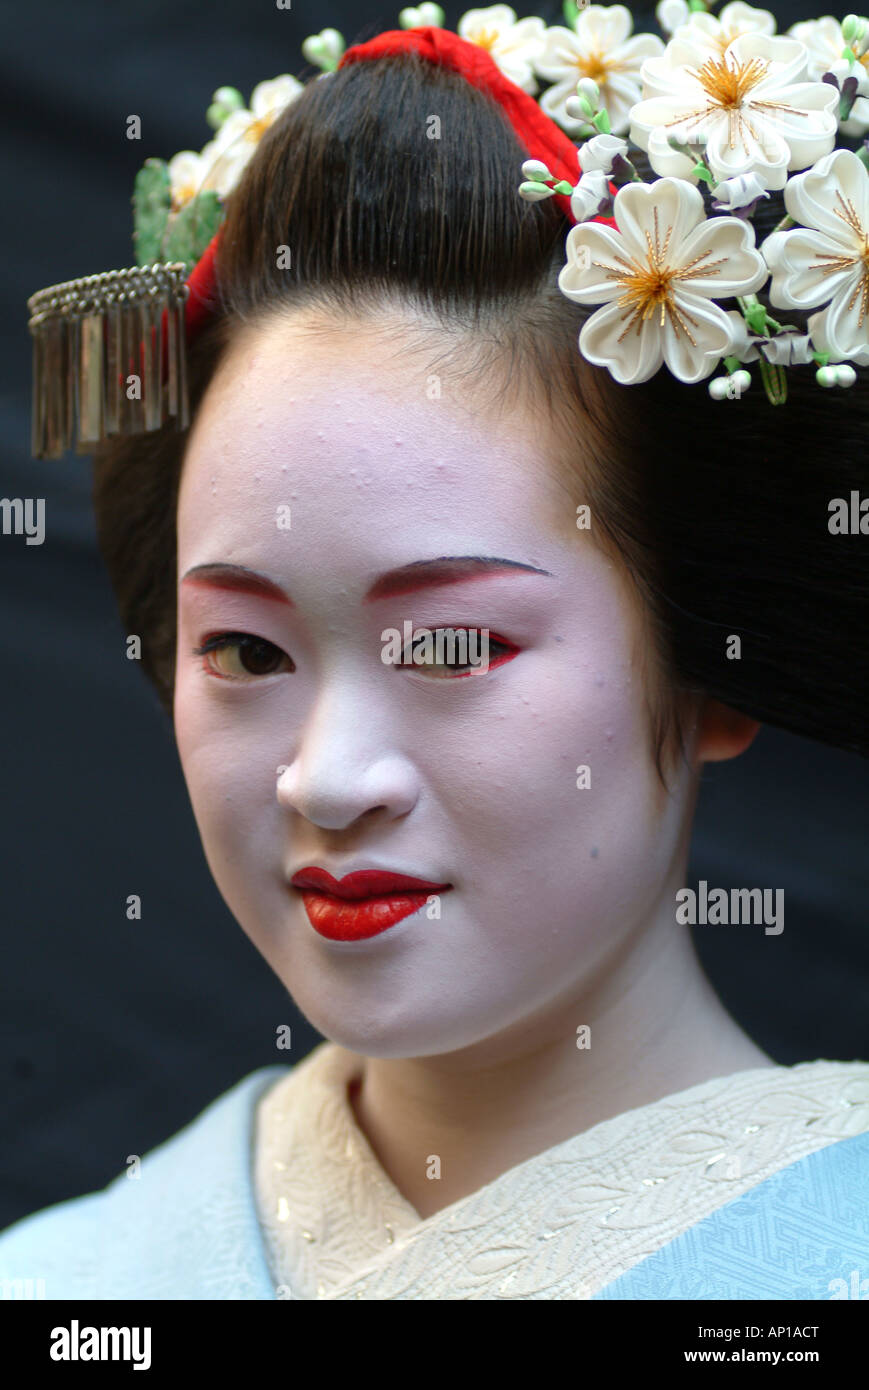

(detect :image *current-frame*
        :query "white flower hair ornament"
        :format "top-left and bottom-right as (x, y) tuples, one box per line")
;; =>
(556, 175), (769, 386)
(26, 2), (869, 461)
(517, 3), (869, 403)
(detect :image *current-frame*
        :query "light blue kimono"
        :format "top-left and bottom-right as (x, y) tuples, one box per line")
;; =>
(0, 1068), (285, 1301)
(1, 1066), (867, 1299)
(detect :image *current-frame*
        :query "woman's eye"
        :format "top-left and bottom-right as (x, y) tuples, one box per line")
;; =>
(400, 628), (518, 678)
(192, 633), (294, 680)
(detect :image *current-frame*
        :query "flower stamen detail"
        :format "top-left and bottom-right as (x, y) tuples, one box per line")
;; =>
(690, 55), (770, 110)
(588, 208), (728, 342)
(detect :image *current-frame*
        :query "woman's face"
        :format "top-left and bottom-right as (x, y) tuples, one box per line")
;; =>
(174, 309), (696, 1059)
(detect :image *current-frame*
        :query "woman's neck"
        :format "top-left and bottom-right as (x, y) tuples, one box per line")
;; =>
(346, 913), (775, 1221)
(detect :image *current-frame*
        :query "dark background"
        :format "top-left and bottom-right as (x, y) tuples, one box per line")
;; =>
(1, 0), (866, 1230)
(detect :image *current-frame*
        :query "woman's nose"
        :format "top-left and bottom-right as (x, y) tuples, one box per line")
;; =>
(275, 686), (420, 831)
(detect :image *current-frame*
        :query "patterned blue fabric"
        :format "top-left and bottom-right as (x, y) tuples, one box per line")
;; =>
(1, 1067), (866, 1299)
(593, 1130), (869, 1300)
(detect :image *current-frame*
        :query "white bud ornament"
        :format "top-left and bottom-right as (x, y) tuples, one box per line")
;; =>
(708, 370), (751, 400)
(565, 95), (592, 121)
(399, 4), (445, 28)
(521, 159), (553, 181)
(842, 15), (865, 44)
(817, 363), (857, 387)
(519, 181), (557, 202)
(301, 28), (346, 70)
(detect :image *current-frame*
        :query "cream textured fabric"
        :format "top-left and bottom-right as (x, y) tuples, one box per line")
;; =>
(253, 1043), (869, 1300)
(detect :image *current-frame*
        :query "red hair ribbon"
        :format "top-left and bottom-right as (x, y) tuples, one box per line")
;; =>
(182, 25), (615, 341)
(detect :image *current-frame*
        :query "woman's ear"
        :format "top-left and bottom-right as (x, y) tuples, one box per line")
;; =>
(693, 696), (761, 765)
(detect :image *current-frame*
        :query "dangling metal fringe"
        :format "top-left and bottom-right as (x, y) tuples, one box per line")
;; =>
(27, 263), (190, 459)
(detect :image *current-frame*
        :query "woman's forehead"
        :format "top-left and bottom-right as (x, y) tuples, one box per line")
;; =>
(179, 319), (575, 542)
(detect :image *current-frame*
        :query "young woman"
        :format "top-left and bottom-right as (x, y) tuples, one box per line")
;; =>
(4, 6), (868, 1299)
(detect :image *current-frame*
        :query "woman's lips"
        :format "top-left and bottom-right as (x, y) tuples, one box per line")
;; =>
(290, 868), (452, 942)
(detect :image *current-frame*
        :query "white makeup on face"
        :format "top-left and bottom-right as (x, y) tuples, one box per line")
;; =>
(173, 310), (696, 1061)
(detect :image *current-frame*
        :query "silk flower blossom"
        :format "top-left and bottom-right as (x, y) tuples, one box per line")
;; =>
(630, 32), (838, 191)
(458, 5), (546, 94)
(761, 148), (869, 366)
(203, 75), (305, 194)
(167, 146), (225, 210)
(664, 0), (776, 55)
(789, 17), (869, 137)
(656, 0), (775, 44)
(534, 4), (664, 136)
(558, 178), (768, 384)
(655, 0), (691, 39)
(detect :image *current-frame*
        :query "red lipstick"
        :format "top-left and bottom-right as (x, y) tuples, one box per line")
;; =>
(290, 868), (452, 941)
